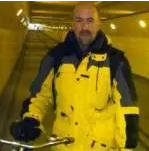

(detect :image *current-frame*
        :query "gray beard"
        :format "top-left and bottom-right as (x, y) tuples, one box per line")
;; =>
(79, 41), (89, 53)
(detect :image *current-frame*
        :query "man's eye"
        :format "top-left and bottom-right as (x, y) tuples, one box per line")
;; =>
(87, 19), (94, 23)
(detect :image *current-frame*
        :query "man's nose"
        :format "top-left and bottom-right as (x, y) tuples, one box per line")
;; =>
(82, 21), (89, 29)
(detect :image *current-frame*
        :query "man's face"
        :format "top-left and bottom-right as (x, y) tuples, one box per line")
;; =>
(72, 5), (100, 46)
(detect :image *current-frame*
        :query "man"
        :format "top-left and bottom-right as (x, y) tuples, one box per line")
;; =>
(10, 2), (139, 151)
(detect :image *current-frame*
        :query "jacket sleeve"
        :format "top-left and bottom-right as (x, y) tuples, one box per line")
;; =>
(20, 52), (55, 123)
(112, 55), (139, 149)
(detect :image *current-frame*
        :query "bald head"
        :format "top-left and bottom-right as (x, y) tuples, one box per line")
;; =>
(73, 2), (99, 21)
(72, 2), (100, 46)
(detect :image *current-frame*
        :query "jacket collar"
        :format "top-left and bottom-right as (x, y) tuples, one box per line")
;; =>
(64, 30), (110, 56)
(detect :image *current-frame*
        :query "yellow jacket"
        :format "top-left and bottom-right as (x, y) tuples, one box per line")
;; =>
(21, 30), (139, 151)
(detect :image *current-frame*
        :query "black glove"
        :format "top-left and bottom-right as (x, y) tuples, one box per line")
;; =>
(10, 117), (41, 142)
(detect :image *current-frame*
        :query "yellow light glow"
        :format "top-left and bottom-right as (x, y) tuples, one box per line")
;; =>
(139, 20), (146, 28)
(17, 9), (23, 16)
(20, 18), (25, 23)
(110, 23), (116, 30)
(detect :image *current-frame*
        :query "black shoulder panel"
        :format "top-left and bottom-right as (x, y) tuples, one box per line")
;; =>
(109, 46), (124, 82)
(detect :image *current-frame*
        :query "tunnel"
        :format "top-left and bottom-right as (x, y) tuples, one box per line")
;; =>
(0, 1), (149, 151)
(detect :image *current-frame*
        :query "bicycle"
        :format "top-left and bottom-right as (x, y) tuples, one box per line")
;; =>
(0, 122), (74, 151)
(0, 136), (74, 151)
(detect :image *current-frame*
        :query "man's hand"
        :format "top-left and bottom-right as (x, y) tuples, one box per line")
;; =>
(10, 117), (41, 142)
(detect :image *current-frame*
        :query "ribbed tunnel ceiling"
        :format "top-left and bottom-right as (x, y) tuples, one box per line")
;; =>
(29, 1), (149, 25)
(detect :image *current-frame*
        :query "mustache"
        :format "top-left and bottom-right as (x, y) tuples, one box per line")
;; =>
(80, 30), (91, 36)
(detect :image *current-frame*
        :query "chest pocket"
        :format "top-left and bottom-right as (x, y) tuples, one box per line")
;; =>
(54, 56), (78, 92)
(58, 64), (76, 73)
(54, 56), (78, 111)
(57, 55), (79, 73)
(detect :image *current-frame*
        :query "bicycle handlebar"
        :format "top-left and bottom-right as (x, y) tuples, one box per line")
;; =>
(0, 137), (74, 149)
